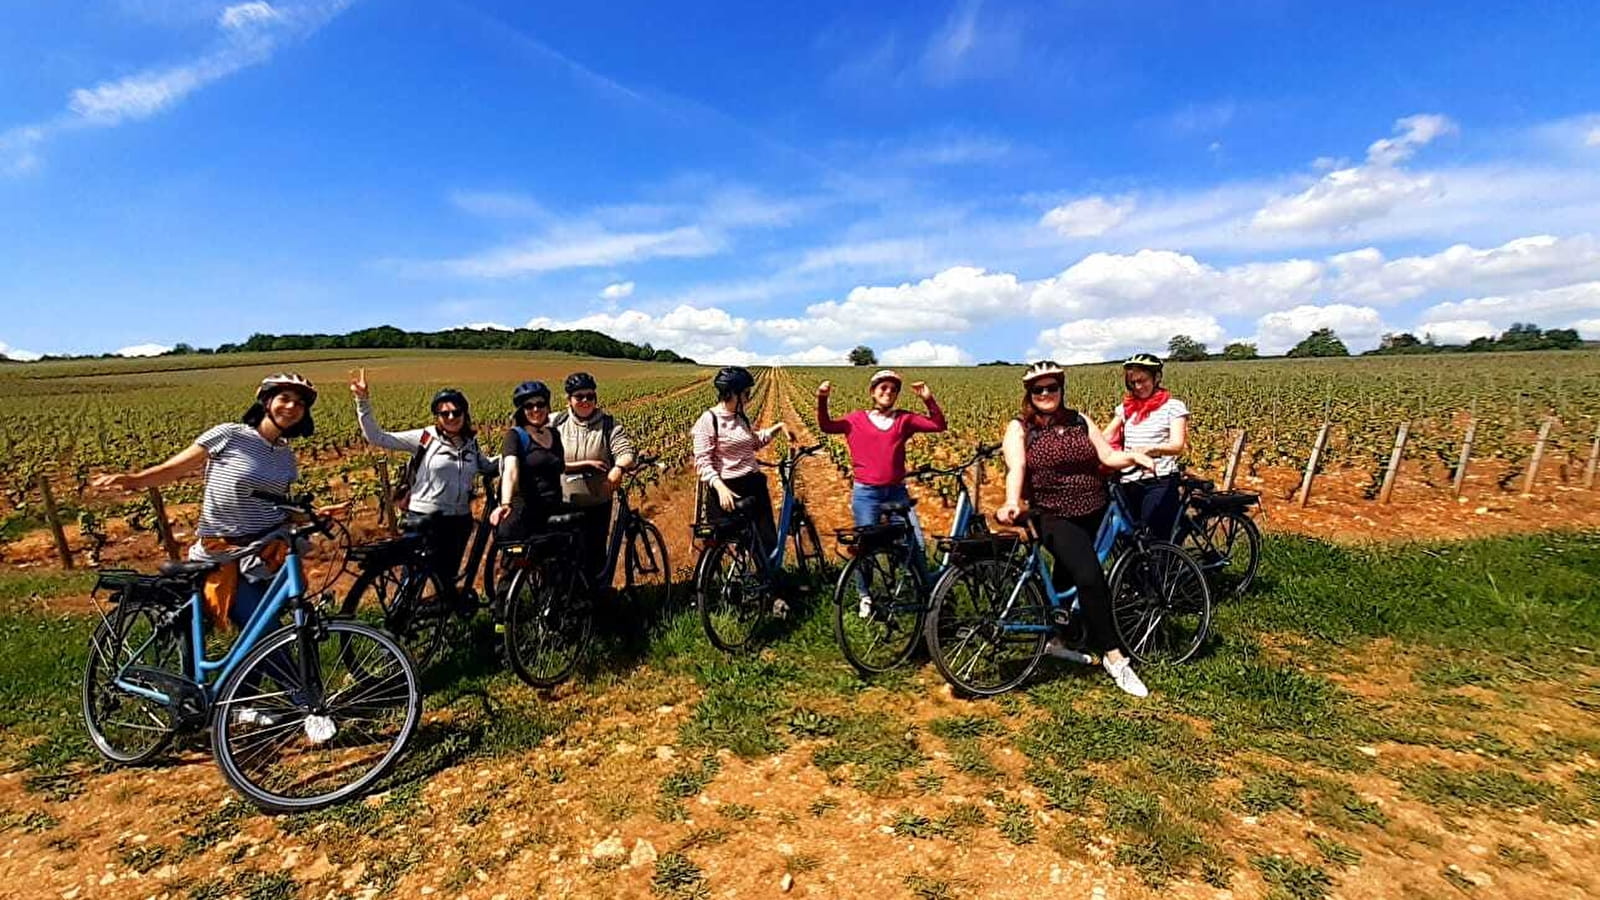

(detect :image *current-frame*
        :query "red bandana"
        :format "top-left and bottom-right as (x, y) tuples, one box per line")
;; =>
(1122, 388), (1171, 426)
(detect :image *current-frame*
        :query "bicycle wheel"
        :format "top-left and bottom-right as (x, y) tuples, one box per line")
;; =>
(503, 561), (593, 688)
(81, 604), (184, 765)
(924, 558), (1048, 697)
(211, 619), (420, 812)
(623, 519), (673, 611)
(341, 562), (450, 670)
(833, 543), (925, 676)
(1109, 541), (1212, 665)
(696, 540), (768, 652)
(1186, 511), (1261, 598)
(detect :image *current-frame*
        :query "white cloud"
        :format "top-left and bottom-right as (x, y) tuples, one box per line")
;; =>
(450, 190), (547, 219)
(1411, 319), (1495, 345)
(1040, 196), (1134, 238)
(1028, 249), (1322, 318)
(1251, 114), (1457, 234)
(1588, 128), (1600, 148)
(0, 340), (43, 362)
(1253, 303), (1387, 355)
(761, 266), (1025, 347)
(116, 343), (172, 357)
(526, 303), (752, 362)
(462, 321), (513, 331)
(1574, 318), (1600, 338)
(1330, 234), (1600, 304)
(441, 226), (720, 278)
(4, 1), (346, 173)
(880, 340), (973, 366)
(1420, 281), (1600, 333)
(600, 281), (635, 300)
(1034, 313), (1227, 366)
(219, 2), (282, 30)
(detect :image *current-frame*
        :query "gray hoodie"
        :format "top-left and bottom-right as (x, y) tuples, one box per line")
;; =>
(356, 397), (495, 515)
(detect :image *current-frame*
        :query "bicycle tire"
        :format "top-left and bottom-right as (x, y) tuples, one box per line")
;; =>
(832, 543), (925, 676)
(623, 519), (673, 611)
(696, 539), (768, 653)
(924, 558), (1048, 697)
(341, 561), (450, 671)
(81, 604), (184, 765)
(1187, 511), (1261, 597)
(503, 561), (593, 688)
(211, 619), (420, 813)
(1108, 541), (1212, 665)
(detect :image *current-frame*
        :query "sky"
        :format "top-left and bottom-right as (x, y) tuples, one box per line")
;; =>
(3, 0), (1600, 365)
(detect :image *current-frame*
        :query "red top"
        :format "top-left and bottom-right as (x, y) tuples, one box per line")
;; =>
(1024, 411), (1108, 518)
(817, 399), (946, 486)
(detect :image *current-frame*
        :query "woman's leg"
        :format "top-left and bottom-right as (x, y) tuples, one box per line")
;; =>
(1142, 475), (1182, 541)
(1038, 512), (1121, 655)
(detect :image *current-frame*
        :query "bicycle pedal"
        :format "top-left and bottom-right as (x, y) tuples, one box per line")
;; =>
(1050, 608), (1072, 627)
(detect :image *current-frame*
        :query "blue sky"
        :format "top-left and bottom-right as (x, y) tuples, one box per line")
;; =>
(3, 0), (1600, 364)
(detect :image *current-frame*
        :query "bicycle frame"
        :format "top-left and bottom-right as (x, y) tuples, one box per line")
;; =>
(993, 487), (1137, 634)
(113, 538), (310, 708)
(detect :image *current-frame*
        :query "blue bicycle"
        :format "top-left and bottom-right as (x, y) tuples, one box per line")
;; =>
(924, 485), (1212, 697)
(830, 442), (1001, 675)
(692, 443), (826, 652)
(83, 492), (422, 812)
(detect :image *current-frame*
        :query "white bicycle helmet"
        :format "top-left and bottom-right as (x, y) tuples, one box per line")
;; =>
(1021, 360), (1065, 385)
(257, 372), (318, 406)
(869, 369), (903, 388)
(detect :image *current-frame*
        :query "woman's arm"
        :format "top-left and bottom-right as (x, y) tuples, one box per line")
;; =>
(1086, 421), (1155, 471)
(92, 444), (209, 492)
(1142, 414), (1188, 457)
(904, 383), (947, 433)
(816, 382), (849, 435)
(355, 397), (424, 452)
(996, 420), (1027, 523)
(1102, 408), (1124, 445)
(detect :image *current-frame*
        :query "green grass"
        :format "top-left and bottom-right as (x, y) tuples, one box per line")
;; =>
(1253, 854), (1334, 900)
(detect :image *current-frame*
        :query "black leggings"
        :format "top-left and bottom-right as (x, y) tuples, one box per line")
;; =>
(402, 512), (474, 585)
(1120, 474), (1181, 541)
(1037, 510), (1122, 655)
(704, 472), (777, 559)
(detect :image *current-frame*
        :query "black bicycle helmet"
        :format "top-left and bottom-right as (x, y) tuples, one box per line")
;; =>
(430, 388), (469, 415)
(512, 380), (551, 407)
(564, 372), (597, 395)
(713, 366), (755, 396)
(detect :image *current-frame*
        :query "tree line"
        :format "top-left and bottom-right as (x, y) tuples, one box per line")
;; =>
(1164, 322), (1585, 363)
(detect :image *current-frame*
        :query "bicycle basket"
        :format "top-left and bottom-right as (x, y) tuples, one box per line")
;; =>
(93, 569), (190, 609)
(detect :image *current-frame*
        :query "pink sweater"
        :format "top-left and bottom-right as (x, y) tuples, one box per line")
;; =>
(692, 407), (772, 482)
(817, 399), (946, 486)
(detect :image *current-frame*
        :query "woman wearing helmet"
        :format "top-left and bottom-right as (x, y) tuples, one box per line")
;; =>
(817, 369), (946, 615)
(692, 366), (793, 555)
(350, 368), (495, 584)
(92, 373), (318, 630)
(490, 381), (566, 542)
(554, 371), (637, 585)
(1103, 353), (1189, 540)
(995, 362), (1156, 698)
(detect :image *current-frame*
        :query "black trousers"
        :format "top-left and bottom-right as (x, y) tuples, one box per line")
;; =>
(574, 500), (613, 587)
(402, 512), (474, 585)
(1037, 510), (1122, 655)
(1120, 474), (1182, 541)
(704, 472), (777, 559)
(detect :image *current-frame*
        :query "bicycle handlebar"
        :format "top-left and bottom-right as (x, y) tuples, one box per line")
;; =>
(249, 490), (333, 538)
(908, 441), (1004, 481)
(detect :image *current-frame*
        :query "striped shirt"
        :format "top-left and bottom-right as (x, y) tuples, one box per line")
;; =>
(193, 423), (297, 539)
(1110, 397), (1190, 480)
(692, 407), (771, 483)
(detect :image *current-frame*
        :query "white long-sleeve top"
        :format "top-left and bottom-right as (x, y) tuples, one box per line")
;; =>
(356, 397), (495, 515)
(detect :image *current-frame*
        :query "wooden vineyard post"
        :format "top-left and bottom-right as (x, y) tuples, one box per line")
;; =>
(36, 473), (74, 570)
(1377, 421), (1410, 504)
(374, 457), (395, 531)
(1523, 416), (1555, 494)
(1221, 429), (1247, 492)
(1452, 418), (1476, 498)
(1585, 422), (1600, 490)
(146, 486), (180, 561)
(1297, 423), (1331, 508)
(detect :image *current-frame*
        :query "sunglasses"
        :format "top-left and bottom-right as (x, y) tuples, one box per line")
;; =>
(1029, 383), (1062, 397)
(571, 392), (598, 403)
(521, 401), (549, 411)
(435, 409), (463, 419)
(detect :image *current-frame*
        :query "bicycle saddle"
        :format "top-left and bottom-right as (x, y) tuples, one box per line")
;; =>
(877, 500), (916, 517)
(158, 559), (221, 578)
(546, 512), (585, 527)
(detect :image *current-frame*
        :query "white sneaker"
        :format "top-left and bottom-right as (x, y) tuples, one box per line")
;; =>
(304, 715), (337, 744)
(1102, 657), (1149, 698)
(857, 595), (874, 619)
(771, 598), (791, 619)
(233, 707), (285, 727)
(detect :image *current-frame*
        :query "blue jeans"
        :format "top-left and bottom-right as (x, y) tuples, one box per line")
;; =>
(851, 483), (924, 596)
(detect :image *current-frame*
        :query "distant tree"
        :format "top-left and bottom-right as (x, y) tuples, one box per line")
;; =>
(1379, 332), (1422, 351)
(979, 360), (1014, 367)
(168, 342), (194, 355)
(1221, 341), (1258, 360)
(848, 345), (878, 366)
(1287, 327), (1349, 358)
(1166, 335), (1209, 362)
(1544, 327), (1581, 349)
